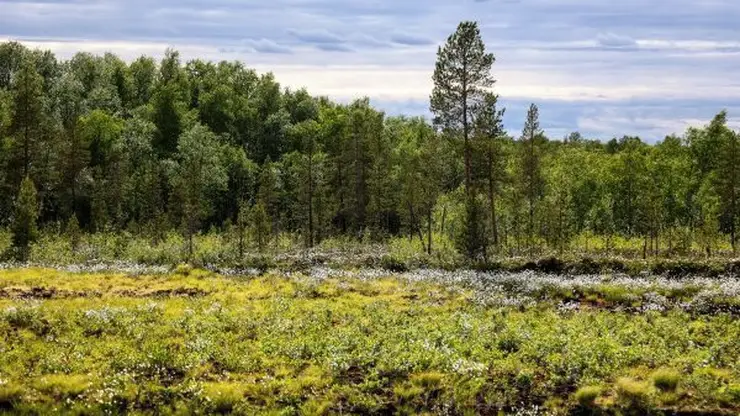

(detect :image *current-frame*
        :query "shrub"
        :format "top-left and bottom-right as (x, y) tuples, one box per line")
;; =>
(616, 377), (652, 410)
(652, 369), (680, 392)
(0, 383), (24, 409)
(410, 372), (444, 389)
(174, 263), (193, 276)
(202, 382), (246, 413)
(574, 385), (602, 407)
(33, 374), (89, 399)
(497, 331), (522, 354)
(380, 255), (408, 273)
(716, 383), (740, 407)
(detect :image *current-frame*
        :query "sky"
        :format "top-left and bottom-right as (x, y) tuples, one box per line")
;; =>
(1, 0), (740, 142)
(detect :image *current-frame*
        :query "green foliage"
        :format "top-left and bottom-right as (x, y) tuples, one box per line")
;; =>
(2, 37), (740, 260)
(201, 382), (246, 413)
(33, 374), (90, 400)
(10, 176), (38, 257)
(250, 202), (271, 252)
(615, 377), (653, 410)
(66, 214), (81, 251)
(456, 196), (487, 260)
(0, 382), (24, 408)
(0, 268), (736, 414)
(652, 369), (681, 392)
(574, 385), (602, 407)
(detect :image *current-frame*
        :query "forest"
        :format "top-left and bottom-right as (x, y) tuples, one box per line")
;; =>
(2, 23), (740, 264)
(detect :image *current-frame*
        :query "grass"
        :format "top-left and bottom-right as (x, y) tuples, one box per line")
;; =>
(615, 377), (653, 410)
(0, 267), (738, 414)
(574, 385), (602, 408)
(652, 369), (681, 392)
(6, 227), (740, 278)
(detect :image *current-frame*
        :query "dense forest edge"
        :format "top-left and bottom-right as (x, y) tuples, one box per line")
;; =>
(3, 22), (740, 275)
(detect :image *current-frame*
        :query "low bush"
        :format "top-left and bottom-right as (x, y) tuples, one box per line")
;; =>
(0, 383), (24, 409)
(574, 385), (602, 408)
(202, 382), (246, 414)
(33, 374), (90, 399)
(615, 377), (653, 411)
(652, 369), (681, 392)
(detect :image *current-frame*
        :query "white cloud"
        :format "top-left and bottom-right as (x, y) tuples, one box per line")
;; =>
(2, 0), (740, 140)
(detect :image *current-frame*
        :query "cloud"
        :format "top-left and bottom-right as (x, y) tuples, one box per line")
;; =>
(244, 38), (292, 54)
(390, 33), (434, 46)
(287, 29), (344, 45)
(596, 32), (637, 49)
(315, 43), (354, 52)
(2, 0), (740, 140)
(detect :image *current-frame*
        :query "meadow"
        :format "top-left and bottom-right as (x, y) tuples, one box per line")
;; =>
(0, 263), (738, 415)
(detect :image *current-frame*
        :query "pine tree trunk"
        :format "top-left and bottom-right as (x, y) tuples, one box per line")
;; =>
(308, 148), (314, 248)
(488, 147), (498, 251)
(427, 209), (433, 255)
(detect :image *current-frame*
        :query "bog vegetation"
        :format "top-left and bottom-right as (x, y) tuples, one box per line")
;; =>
(1, 22), (740, 263)
(0, 267), (737, 414)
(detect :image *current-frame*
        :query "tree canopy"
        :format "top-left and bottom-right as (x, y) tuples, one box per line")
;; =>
(0, 35), (739, 259)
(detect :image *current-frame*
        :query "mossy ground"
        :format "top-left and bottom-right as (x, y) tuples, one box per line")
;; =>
(0, 267), (738, 415)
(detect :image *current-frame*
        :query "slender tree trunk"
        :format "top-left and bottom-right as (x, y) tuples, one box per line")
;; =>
(642, 236), (647, 260)
(238, 227), (244, 258)
(71, 127), (78, 218)
(308, 143), (314, 248)
(408, 203), (426, 253)
(338, 161), (346, 234)
(462, 70), (471, 199)
(440, 205), (447, 235)
(732, 136), (737, 255)
(558, 202), (564, 254)
(427, 209), (433, 255)
(188, 229), (194, 260)
(527, 133), (536, 257)
(23, 74), (30, 178)
(488, 146), (498, 251)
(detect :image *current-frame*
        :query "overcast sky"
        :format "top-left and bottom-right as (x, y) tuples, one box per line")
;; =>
(2, 0), (740, 141)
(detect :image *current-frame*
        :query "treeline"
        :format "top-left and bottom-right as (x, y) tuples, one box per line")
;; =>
(1, 23), (739, 260)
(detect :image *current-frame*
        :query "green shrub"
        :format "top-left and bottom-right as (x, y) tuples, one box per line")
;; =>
(715, 383), (740, 407)
(202, 382), (246, 414)
(174, 263), (193, 276)
(616, 377), (652, 410)
(652, 369), (680, 392)
(497, 331), (522, 354)
(380, 255), (408, 272)
(574, 385), (602, 407)
(410, 372), (444, 389)
(34, 374), (89, 399)
(0, 383), (24, 408)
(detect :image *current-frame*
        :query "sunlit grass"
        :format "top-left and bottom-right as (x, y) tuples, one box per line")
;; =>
(0, 268), (737, 414)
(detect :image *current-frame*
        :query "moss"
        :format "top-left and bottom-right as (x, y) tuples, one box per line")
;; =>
(652, 369), (681, 392)
(574, 385), (602, 407)
(393, 384), (424, 400)
(202, 382), (247, 414)
(410, 372), (444, 389)
(173, 263), (193, 276)
(33, 374), (90, 399)
(615, 377), (653, 410)
(0, 268), (737, 414)
(0, 383), (24, 409)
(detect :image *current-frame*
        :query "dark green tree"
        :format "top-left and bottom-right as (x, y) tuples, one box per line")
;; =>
(172, 124), (228, 258)
(430, 20), (495, 199)
(11, 176), (39, 258)
(520, 103), (545, 253)
(10, 57), (44, 178)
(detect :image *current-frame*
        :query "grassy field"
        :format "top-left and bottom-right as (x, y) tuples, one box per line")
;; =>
(0, 266), (738, 415)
